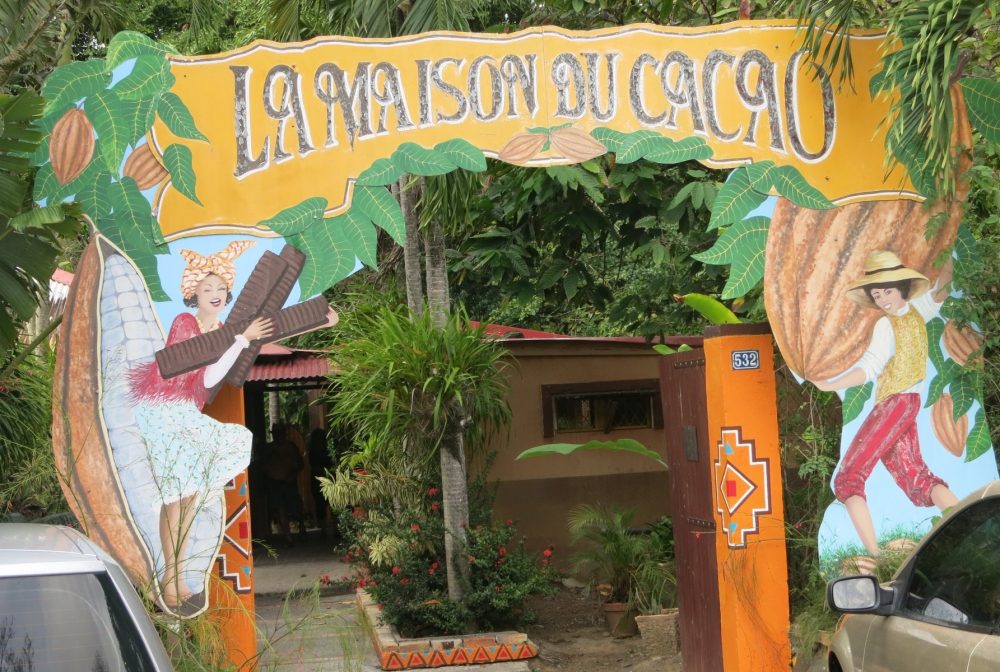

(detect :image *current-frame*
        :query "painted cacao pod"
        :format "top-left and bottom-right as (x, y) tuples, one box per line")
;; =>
(930, 393), (968, 457)
(123, 143), (168, 190)
(52, 238), (156, 587)
(497, 132), (546, 164)
(764, 87), (972, 381)
(550, 127), (607, 162)
(50, 108), (95, 185)
(942, 320), (983, 367)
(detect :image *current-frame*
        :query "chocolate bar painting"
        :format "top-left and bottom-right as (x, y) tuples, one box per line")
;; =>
(52, 234), (339, 620)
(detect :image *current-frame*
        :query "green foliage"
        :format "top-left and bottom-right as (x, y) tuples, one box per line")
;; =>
(334, 478), (555, 637)
(630, 516), (676, 615)
(591, 128), (712, 165)
(517, 438), (667, 469)
(841, 382), (873, 425)
(327, 303), (512, 465)
(453, 157), (738, 339)
(692, 216), (769, 299)
(0, 90), (82, 357)
(0, 346), (66, 517)
(961, 78), (1000, 144)
(675, 293), (741, 324)
(877, 0), (985, 198)
(567, 504), (648, 603)
(772, 0), (995, 199)
(776, 368), (841, 654)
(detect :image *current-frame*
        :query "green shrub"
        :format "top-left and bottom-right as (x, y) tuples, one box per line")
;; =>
(338, 483), (556, 637)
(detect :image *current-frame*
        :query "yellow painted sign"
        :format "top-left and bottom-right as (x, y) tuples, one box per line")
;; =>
(151, 22), (911, 239)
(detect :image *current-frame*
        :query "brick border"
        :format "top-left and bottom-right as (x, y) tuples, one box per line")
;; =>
(355, 590), (539, 669)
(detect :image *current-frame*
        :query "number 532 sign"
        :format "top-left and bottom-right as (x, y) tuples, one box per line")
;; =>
(731, 350), (760, 370)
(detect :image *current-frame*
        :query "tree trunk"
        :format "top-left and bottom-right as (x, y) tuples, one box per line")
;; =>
(440, 427), (471, 601)
(399, 175), (424, 315)
(424, 218), (450, 328)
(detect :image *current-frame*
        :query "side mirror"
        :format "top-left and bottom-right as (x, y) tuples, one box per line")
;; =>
(827, 575), (894, 614)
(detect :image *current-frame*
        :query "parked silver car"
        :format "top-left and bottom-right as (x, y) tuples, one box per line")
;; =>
(827, 480), (1000, 672)
(0, 523), (174, 671)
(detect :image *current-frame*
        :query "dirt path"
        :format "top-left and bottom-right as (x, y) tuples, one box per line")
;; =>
(524, 587), (682, 672)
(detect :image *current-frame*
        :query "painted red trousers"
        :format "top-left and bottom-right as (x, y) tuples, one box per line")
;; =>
(833, 392), (946, 507)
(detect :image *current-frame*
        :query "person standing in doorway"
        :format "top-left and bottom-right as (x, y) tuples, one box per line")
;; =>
(264, 423), (304, 547)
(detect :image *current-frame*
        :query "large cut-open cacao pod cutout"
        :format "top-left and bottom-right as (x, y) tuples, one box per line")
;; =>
(764, 87), (972, 382)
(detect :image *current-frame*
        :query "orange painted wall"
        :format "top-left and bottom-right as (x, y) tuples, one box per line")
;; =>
(704, 330), (790, 672)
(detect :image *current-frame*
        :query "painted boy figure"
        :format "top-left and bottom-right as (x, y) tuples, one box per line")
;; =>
(812, 250), (959, 557)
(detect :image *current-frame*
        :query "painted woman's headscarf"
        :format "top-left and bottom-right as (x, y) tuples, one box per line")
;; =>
(179, 240), (255, 300)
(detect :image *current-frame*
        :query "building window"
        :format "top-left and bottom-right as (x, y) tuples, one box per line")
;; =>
(541, 379), (663, 438)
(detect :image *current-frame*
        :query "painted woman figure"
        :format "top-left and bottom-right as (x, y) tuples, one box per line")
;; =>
(812, 250), (959, 558)
(128, 240), (273, 608)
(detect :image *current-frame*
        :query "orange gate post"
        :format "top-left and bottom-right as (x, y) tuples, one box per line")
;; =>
(703, 324), (790, 672)
(203, 384), (258, 669)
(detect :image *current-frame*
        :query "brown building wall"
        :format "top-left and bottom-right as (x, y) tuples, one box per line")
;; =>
(483, 340), (675, 561)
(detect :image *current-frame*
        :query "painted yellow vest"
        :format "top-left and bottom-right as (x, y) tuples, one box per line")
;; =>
(875, 308), (928, 404)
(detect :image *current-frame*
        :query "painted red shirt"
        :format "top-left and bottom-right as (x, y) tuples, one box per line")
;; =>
(129, 313), (209, 409)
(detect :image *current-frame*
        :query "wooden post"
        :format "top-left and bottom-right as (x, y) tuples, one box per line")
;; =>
(202, 384), (258, 670)
(703, 324), (790, 672)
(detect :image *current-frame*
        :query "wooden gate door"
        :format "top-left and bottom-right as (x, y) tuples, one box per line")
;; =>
(659, 349), (723, 672)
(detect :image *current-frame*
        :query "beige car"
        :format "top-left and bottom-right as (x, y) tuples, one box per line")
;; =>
(827, 480), (1000, 672)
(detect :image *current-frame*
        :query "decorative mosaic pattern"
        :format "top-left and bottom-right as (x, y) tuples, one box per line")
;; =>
(356, 591), (539, 670)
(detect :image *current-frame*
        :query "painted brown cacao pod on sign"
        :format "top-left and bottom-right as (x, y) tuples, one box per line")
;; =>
(942, 320), (984, 367)
(52, 238), (156, 588)
(550, 128), (607, 162)
(931, 393), (968, 457)
(497, 132), (547, 164)
(764, 87), (973, 381)
(123, 143), (169, 191)
(50, 108), (96, 185)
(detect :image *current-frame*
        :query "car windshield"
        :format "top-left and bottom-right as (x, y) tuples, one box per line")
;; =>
(0, 571), (155, 672)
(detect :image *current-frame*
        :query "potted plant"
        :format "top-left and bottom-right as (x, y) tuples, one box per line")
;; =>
(568, 504), (647, 637)
(631, 560), (679, 656)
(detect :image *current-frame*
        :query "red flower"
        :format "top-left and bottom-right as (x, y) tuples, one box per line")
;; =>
(498, 546), (507, 557)
(400, 578), (410, 586)
(695, 532), (702, 540)
(355, 469), (369, 476)
(542, 549), (552, 558)
(341, 575), (349, 582)
(411, 523), (421, 532)
(359, 578), (368, 588)
(427, 486), (439, 497)
(430, 501), (440, 512)
(430, 561), (440, 570)
(506, 519), (513, 526)
(391, 566), (401, 575)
